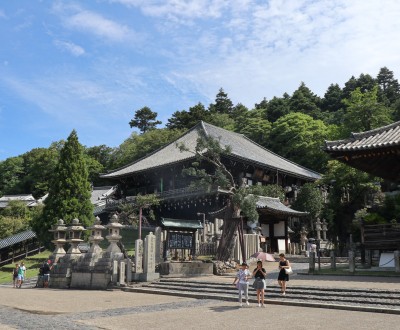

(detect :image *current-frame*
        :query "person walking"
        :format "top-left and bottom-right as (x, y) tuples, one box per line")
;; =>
(12, 263), (19, 288)
(16, 261), (26, 288)
(277, 253), (290, 295)
(232, 262), (251, 307)
(252, 260), (266, 307)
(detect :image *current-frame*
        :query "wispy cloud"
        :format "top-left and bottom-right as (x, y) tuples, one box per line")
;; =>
(54, 40), (85, 56)
(52, 2), (140, 43)
(111, 0), (228, 19)
(65, 10), (136, 42)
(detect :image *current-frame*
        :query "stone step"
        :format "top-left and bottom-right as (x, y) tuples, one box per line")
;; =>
(157, 278), (400, 297)
(122, 279), (400, 314)
(142, 283), (400, 306)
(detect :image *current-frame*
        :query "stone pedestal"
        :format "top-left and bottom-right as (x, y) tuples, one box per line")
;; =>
(348, 250), (355, 273)
(395, 250), (400, 273)
(330, 250), (336, 270)
(309, 252), (316, 274)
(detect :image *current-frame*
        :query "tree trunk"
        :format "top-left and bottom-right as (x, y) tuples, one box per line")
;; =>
(216, 202), (241, 261)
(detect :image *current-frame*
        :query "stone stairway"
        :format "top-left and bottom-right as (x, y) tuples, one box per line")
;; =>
(123, 278), (400, 314)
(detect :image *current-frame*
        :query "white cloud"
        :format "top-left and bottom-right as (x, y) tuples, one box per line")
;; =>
(64, 10), (136, 42)
(112, 0), (228, 19)
(151, 0), (400, 107)
(54, 40), (85, 56)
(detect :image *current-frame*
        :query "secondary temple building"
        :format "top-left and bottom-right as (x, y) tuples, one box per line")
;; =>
(324, 120), (400, 254)
(101, 121), (321, 256)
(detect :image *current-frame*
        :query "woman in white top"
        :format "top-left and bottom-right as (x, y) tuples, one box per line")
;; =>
(232, 262), (251, 307)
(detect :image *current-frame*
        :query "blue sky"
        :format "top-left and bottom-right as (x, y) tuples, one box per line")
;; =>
(1, 0), (400, 161)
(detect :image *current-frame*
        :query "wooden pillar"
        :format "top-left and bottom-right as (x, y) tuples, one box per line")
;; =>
(284, 219), (289, 254)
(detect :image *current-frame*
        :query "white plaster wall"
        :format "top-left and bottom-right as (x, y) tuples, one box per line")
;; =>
(274, 221), (285, 236)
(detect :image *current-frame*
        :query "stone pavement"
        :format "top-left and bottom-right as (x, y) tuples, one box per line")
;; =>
(0, 261), (399, 330)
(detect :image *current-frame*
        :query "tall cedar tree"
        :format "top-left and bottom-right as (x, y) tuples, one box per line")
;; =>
(33, 130), (93, 245)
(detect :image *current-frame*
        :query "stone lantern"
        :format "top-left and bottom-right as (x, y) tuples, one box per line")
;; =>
(50, 219), (68, 261)
(105, 213), (123, 253)
(87, 216), (106, 254)
(67, 218), (85, 254)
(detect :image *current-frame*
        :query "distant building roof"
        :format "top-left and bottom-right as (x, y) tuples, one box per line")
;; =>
(0, 195), (39, 209)
(324, 121), (400, 182)
(256, 196), (308, 216)
(90, 186), (117, 204)
(101, 121), (321, 181)
(0, 230), (37, 250)
(160, 218), (203, 229)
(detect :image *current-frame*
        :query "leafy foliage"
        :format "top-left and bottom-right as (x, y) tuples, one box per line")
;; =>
(32, 130), (93, 245)
(268, 112), (332, 172)
(0, 201), (32, 239)
(129, 106), (162, 133)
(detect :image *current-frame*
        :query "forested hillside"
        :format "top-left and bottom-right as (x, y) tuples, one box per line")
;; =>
(1, 66), (400, 242)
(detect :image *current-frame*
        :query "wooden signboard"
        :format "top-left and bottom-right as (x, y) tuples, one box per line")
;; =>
(168, 232), (193, 249)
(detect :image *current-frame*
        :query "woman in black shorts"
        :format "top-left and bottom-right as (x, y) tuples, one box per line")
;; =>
(278, 253), (290, 295)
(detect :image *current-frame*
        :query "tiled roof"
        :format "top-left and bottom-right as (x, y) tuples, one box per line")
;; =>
(102, 121), (321, 181)
(325, 120), (400, 152)
(90, 186), (117, 204)
(160, 218), (203, 229)
(0, 195), (39, 208)
(256, 196), (308, 216)
(0, 230), (37, 250)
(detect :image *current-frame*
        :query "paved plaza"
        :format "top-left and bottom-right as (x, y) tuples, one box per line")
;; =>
(1, 262), (399, 330)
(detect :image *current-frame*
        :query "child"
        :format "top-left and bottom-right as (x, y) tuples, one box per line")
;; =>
(12, 264), (19, 288)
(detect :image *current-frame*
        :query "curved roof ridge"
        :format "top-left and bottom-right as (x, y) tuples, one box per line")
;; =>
(352, 120), (400, 139)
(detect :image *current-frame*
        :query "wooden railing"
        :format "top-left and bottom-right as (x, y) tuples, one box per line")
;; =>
(363, 223), (400, 250)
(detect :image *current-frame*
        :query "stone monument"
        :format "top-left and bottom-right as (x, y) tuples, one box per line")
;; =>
(140, 232), (160, 281)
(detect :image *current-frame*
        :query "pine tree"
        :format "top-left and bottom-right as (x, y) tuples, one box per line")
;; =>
(32, 130), (93, 245)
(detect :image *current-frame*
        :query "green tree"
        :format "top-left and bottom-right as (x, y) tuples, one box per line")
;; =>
(32, 130), (93, 246)
(342, 74), (376, 99)
(377, 66), (400, 106)
(248, 184), (286, 201)
(319, 160), (381, 242)
(85, 144), (115, 170)
(292, 183), (324, 232)
(167, 103), (211, 130)
(112, 128), (183, 169)
(20, 147), (59, 198)
(289, 82), (322, 119)
(268, 112), (332, 172)
(0, 156), (24, 195)
(264, 94), (291, 123)
(129, 106), (162, 133)
(0, 200), (32, 238)
(321, 83), (344, 113)
(342, 85), (393, 135)
(209, 88), (234, 115)
(234, 108), (271, 146)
